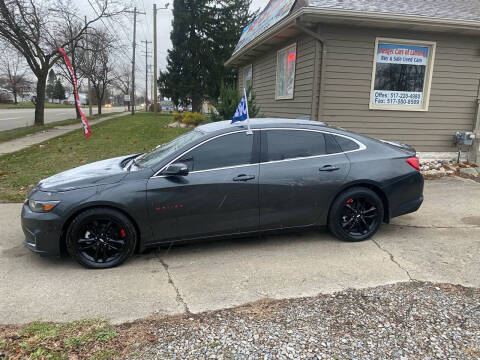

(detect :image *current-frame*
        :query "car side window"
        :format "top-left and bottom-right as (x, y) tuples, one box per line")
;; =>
(176, 132), (254, 172)
(334, 135), (360, 152)
(265, 130), (326, 162)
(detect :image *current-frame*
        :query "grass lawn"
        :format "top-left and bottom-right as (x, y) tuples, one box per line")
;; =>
(0, 112), (123, 144)
(0, 112), (185, 202)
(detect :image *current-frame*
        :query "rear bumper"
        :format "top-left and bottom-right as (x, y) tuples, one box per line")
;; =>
(391, 195), (423, 218)
(384, 171), (424, 220)
(21, 203), (63, 257)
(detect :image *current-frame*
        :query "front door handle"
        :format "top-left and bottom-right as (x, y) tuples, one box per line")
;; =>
(319, 165), (340, 172)
(233, 174), (256, 181)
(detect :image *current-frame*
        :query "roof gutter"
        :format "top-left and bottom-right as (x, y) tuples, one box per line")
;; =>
(225, 7), (480, 67)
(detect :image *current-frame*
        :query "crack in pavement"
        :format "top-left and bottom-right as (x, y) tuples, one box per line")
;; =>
(156, 251), (191, 314)
(371, 239), (415, 282)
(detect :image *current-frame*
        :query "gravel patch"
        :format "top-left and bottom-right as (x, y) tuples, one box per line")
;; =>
(130, 282), (479, 360)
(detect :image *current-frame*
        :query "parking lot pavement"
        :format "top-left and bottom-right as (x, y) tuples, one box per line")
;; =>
(0, 177), (479, 324)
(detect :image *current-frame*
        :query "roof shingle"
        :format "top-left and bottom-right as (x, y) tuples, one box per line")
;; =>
(306, 0), (480, 22)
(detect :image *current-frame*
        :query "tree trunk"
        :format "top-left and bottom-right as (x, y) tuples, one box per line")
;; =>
(13, 90), (18, 104)
(74, 97), (81, 119)
(34, 71), (48, 126)
(97, 101), (102, 114)
(191, 93), (201, 113)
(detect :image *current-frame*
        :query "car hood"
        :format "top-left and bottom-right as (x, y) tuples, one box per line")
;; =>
(38, 155), (132, 191)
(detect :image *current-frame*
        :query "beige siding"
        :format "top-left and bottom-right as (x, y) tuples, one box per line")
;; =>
(320, 25), (480, 152)
(248, 35), (318, 118)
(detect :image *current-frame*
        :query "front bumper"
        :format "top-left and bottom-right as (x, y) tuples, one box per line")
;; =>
(21, 203), (63, 257)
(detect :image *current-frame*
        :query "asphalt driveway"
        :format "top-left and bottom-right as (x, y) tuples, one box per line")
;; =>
(0, 177), (479, 324)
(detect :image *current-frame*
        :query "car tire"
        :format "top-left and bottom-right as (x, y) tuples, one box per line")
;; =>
(66, 208), (137, 269)
(328, 187), (384, 242)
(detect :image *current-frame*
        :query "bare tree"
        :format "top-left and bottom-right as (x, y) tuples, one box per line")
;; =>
(79, 28), (117, 114)
(113, 63), (131, 111)
(0, 41), (30, 104)
(55, 15), (85, 119)
(0, 0), (125, 125)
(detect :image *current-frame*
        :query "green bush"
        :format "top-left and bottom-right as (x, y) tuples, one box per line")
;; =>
(213, 85), (261, 121)
(173, 111), (184, 123)
(181, 112), (206, 126)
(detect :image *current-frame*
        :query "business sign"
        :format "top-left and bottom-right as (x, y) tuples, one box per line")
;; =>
(376, 44), (429, 66)
(372, 43), (430, 107)
(233, 0), (296, 54)
(124, 94), (131, 102)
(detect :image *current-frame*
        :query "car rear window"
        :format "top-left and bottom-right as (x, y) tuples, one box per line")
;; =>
(265, 130), (326, 161)
(333, 135), (360, 152)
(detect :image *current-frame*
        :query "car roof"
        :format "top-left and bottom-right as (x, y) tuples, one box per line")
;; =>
(197, 118), (328, 133)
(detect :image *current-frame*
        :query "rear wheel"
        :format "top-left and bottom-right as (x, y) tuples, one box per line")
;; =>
(66, 208), (137, 269)
(328, 187), (384, 242)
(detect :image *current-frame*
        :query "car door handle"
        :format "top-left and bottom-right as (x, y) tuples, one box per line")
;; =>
(319, 165), (340, 172)
(233, 174), (256, 181)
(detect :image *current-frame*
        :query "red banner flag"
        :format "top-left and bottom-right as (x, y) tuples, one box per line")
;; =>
(58, 47), (92, 138)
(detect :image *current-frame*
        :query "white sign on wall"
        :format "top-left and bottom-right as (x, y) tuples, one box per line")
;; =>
(372, 42), (432, 108)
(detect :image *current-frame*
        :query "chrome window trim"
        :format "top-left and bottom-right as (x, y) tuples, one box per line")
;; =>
(150, 127), (366, 178)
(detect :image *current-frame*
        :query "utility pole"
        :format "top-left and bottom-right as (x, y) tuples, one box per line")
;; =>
(142, 40), (152, 107)
(85, 16), (93, 116)
(153, 3), (170, 116)
(153, 4), (157, 116)
(125, 7), (146, 115)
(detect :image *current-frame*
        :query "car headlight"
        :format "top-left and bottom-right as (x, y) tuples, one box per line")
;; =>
(28, 199), (60, 213)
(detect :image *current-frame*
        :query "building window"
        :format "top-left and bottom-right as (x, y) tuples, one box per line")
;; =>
(370, 38), (436, 111)
(243, 64), (252, 90)
(276, 43), (296, 100)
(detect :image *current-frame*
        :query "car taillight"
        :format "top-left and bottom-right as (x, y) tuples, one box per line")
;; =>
(406, 156), (420, 171)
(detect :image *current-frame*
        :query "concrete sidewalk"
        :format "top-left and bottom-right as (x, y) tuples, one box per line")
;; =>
(0, 112), (128, 156)
(0, 177), (479, 324)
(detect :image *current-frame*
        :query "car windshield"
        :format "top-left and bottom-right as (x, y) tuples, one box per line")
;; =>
(135, 129), (204, 168)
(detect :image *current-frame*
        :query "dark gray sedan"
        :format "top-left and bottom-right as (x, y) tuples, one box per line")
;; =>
(22, 119), (423, 268)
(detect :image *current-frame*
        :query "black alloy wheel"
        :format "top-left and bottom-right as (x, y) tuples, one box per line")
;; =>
(341, 197), (378, 236)
(66, 208), (137, 268)
(328, 187), (384, 242)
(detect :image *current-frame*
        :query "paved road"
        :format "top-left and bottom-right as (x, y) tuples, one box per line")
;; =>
(0, 107), (121, 131)
(0, 177), (479, 324)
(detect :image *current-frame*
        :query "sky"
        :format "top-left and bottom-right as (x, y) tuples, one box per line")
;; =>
(78, 0), (270, 97)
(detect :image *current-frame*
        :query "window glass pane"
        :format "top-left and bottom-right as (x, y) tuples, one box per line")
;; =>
(325, 134), (342, 154)
(177, 132), (254, 171)
(266, 130), (326, 161)
(285, 47), (296, 96)
(244, 65), (252, 90)
(372, 43), (431, 107)
(276, 44), (296, 98)
(136, 130), (203, 168)
(334, 136), (359, 152)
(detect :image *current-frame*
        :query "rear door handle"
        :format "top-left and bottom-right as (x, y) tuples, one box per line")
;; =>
(233, 174), (256, 181)
(319, 165), (340, 172)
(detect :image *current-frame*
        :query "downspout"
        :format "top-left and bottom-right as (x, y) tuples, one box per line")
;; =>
(295, 20), (327, 122)
(470, 80), (480, 164)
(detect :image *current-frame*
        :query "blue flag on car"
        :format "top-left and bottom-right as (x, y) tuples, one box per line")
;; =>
(232, 88), (252, 134)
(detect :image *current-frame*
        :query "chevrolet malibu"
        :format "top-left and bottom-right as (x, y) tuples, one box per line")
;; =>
(22, 119), (424, 268)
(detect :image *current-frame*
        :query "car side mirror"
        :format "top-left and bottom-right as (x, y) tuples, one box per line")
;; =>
(164, 163), (189, 176)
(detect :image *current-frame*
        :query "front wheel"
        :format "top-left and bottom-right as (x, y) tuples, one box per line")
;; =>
(66, 208), (137, 269)
(328, 187), (384, 242)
